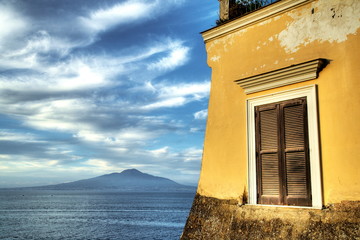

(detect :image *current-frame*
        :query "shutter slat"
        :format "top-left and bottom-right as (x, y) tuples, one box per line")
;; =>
(284, 105), (305, 148)
(283, 103), (309, 198)
(261, 153), (280, 195)
(260, 109), (278, 150)
(286, 152), (307, 196)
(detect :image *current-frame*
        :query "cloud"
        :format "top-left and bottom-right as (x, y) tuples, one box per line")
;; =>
(80, 0), (186, 38)
(181, 148), (203, 162)
(190, 127), (200, 133)
(84, 159), (125, 172)
(0, 137), (82, 165)
(149, 146), (170, 157)
(157, 82), (210, 99)
(139, 146), (203, 184)
(0, 0), (210, 187)
(0, 130), (41, 143)
(81, 1), (158, 32)
(0, 6), (86, 68)
(142, 97), (187, 110)
(142, 81), (210, 110)
(148, 46), (190, 71)
(0, 3), (28, 51)
(0, 37), (192, 103)
(0, 37), (207, 182)
(194, 109), (208, 120)
(0, 1), (188, 72)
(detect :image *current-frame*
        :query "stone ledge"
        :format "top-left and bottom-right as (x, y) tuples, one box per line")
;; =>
(181, 194), (360, 240)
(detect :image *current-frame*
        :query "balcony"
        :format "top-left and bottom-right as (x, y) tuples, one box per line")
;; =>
(217, 0), (281, 25)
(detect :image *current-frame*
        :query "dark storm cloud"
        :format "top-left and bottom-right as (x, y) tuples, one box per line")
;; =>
(0, 140), (47, 156)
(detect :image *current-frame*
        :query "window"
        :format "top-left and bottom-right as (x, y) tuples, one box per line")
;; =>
(255, 97), (311, 206)
(247, 85), (322, 208)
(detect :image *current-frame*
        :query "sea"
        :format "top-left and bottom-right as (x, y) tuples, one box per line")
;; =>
(0, 190), (195, 240)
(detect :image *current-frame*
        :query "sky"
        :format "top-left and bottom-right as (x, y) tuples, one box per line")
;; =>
(0, 0), (219, 187)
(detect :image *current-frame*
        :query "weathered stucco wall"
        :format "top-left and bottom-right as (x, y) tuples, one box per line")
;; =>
(197, 0), (360, 205)
(183, 0), (360, 238)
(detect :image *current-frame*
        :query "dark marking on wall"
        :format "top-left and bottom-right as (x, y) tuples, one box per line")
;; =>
(331, 8), (336, 18)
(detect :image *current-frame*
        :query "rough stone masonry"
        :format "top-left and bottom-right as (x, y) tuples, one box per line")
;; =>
(181, 194), (360, 240)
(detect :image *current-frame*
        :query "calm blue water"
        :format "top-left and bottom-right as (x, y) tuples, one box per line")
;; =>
(0, 190), (195, 240)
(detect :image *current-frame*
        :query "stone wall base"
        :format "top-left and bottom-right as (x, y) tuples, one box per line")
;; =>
(181, 194), (360, 239)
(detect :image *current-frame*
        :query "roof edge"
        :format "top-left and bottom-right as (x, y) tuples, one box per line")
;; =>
(202, 0), (314, 42)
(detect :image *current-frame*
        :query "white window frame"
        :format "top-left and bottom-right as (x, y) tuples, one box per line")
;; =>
(247, 85), (322, 209)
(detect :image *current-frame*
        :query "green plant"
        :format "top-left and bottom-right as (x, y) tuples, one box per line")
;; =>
(216, 0), (280, 26)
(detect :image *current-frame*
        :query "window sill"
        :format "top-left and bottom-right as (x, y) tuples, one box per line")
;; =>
(243, 204), (323, 210)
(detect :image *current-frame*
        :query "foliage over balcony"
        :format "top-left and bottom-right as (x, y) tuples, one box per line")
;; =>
(216, 0), (281, 26)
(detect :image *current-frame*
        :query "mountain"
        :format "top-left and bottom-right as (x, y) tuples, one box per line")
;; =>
(30, 169), (196, 192)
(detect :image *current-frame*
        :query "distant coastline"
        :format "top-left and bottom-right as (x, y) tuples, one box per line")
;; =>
(1, 169), (197, 192)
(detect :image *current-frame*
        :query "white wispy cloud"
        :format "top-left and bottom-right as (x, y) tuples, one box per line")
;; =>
(142, 97), (187, 110)
(158, 81), (210, 99)
(0, 160), (58, 173)
(182, 148), (203, 162)
(0, 37), (191, 97)
(148, 46), (190, 71)
(0, 130), (40, 143)
(3, 31), (71, 60)
(74, 127), (158, 148)
(149, 146), (170, 157)
(148, 146), (203, 163)
(84, 159), (125, 172)
(52, 60), (110, 91)
(81, 1), (158, 32)
(141, 81), (210, 110)
(194, 109), (208, 120)
(0, 3), (28, 51)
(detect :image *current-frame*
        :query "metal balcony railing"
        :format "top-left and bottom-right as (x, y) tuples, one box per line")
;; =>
(217, 0), (281, 25)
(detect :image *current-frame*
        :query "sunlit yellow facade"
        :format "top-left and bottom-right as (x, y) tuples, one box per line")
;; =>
(198, 0), (360, 205)
(182, 0), (360, 238)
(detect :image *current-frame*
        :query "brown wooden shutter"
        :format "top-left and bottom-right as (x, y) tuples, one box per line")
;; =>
(255, 97), (312, 207)
(282, 98), (312, 206)
(255, 104), (282, 205)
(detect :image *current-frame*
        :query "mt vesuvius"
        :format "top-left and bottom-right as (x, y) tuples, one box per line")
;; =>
(29, 169), (196, 192)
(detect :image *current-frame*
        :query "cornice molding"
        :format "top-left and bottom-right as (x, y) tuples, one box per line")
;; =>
(235, 59), (328, 94)
(202, 0), (313, 42)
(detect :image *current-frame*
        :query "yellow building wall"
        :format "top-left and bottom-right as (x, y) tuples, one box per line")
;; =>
(198, 0), (360, 205)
